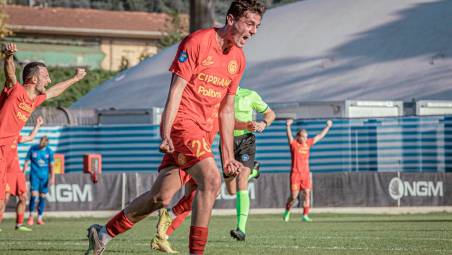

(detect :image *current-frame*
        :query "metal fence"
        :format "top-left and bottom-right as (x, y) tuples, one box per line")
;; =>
(18, 116), (452, 173)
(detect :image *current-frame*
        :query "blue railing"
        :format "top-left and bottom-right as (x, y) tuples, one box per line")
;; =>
(18, 115), (452, 173)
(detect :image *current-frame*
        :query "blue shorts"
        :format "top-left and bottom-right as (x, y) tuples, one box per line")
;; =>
(30, 174), (49, 194)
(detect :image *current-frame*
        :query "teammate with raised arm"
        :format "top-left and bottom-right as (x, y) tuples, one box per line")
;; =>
(283, 119), (332, 222)
(0, 43), (86, 231)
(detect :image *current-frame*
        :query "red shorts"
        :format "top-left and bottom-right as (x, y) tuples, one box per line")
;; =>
(5, 147), (24, 196)
(6, 172), (26, 196)
(159, 120), (215, 184)
(0, 145), (7, 200)
(290, 172), (311, 191)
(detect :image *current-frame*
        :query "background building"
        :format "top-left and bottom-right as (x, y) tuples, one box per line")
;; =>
(3, 5), (187, 70)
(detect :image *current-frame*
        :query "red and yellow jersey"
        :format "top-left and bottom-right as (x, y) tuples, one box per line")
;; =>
(169, 28), (246, 133)
(6, 136), (21, 173)
(0, 83), (46, 146)
(290, 138), (314, 174)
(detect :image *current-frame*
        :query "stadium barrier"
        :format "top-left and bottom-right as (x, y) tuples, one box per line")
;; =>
(18, 116), (452, 174)
(6, 172), (451, 212)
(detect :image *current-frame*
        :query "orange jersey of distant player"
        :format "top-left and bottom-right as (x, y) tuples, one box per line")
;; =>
(169, 28), (246, 133)
(0, 83), (46, 146)
(290, 138), (314, 175)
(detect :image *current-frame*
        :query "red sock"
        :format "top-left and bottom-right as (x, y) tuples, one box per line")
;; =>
(303, 206), (310, 216)
(189, 226), (208, 255)
(17, 213), (24, 225)
(106, 210), (134, 237)
(167, 210), (190, 236)
(172, 190), (196, 216)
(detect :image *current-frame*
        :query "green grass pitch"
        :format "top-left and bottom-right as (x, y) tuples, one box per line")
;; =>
(1, 213), (451, 254)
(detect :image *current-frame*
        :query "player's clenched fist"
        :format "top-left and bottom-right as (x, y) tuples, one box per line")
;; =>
(159, 137), (174, 153)
(74, 68), (87, 81)
(36, 116), (44, 126)
(326, 120), (333, 128)
(286, 118), (294, 126)
(223, 159), (243, 177)
(2, 43), (17, 56)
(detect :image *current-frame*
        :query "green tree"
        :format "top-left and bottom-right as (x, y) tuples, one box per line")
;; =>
(0, 66), (117, 107)
(0, 0), (12, 40)
(158, 10), (184, 48)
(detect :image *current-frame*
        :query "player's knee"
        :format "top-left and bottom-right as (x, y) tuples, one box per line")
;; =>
(238, 167), (250, 183)
(226, 189), (236, 196)
(203, 174), (221, 195)
(151, 193), (172, 208)
(19, 195), (27, 202)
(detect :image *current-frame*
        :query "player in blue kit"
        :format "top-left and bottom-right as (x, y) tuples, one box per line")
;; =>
(23, 136), (54, 225)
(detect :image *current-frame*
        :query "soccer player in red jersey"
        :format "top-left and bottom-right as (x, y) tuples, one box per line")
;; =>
(150, 88), (275, 252)
(86, 1), (266, 254)
(283, 118), (333, 222)
(0, 43), (86, 229)
(0, 116), (43, 231)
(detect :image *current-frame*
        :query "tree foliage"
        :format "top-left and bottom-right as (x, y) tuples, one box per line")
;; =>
(1, 1), (12, 40)
(6, 0), (301, 17)
(0, 66), (117, 107)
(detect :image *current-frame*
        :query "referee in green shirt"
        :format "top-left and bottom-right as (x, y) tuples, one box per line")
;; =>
(224, 87), (275, 241)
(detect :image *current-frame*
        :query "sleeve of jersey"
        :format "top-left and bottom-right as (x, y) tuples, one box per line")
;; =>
(1, 82), (19, 96)
(18, 136), (23, 143)
(308, 138), (315, 147)
(251, 91), (269, 113)
(168, 36), (200, 83)
(227, 55), (246, 96)
(35, 94), (47, 107)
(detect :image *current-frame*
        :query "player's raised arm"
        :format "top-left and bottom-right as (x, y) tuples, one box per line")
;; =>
(286, 118), (294, 144)
(2, 43), (18, 88)
(22, 147), (32, 173)
(159, 74), (187, 153)
(20, 116), (44, 143)
(45, 68), (86, 99)
(313, 120), (333, 144)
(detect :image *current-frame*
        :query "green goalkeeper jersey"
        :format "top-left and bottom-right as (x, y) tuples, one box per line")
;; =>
(234, 87), (269, 137)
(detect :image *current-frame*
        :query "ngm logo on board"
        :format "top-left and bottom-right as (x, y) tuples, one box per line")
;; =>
(47, 184), (93, 202)
(388, 177), (443, 200)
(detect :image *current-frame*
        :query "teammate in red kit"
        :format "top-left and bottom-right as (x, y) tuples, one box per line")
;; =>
(85, 1), (266, 254)
(283, 119), (333, 222)
(0, 116), (44, 231)
(0, 43), (86, 231)
(150, 87), (275, 252)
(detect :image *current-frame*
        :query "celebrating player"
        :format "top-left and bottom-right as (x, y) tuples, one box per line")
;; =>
(85, 1), (266, 255)
(0, 43), (86, 230)
(283, 119), (332, 222)
(150, 87), (275, 252)
(0, 116), (44, 231)
(24, 136), (54, 225)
